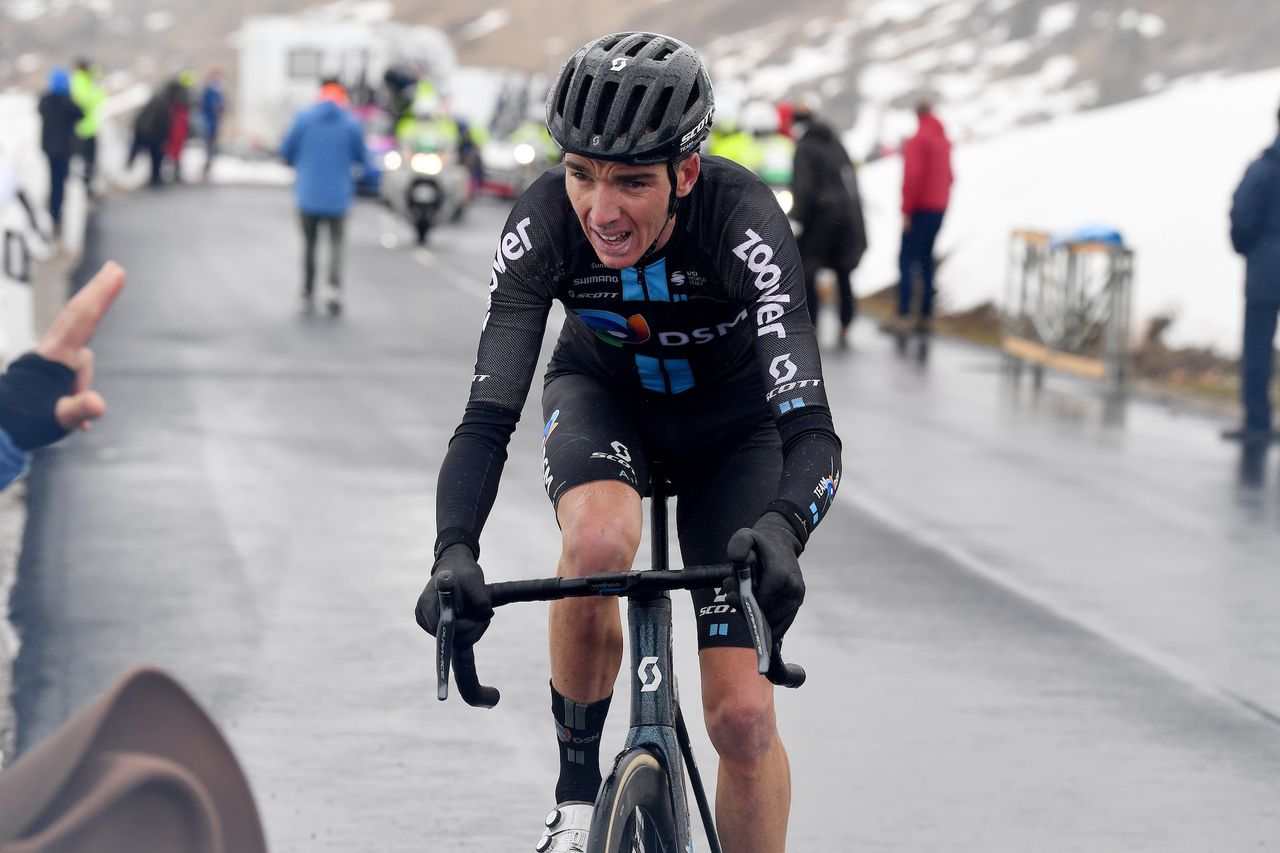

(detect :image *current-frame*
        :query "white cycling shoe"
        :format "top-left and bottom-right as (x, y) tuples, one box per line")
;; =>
(534, 802), (594, 852)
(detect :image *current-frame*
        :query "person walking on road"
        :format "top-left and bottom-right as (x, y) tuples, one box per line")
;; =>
(1227, 101), (1280, 443)
(37, 67), (83, 239)
(280, 79), (367, 316)
(129, 87), (174, 187)
(70, 58), (106, 197)
(791, 98), (867, 348)
(1, 262), (125, 490)
(894, 99), (952, 334)
(164, 74), (193, 183)
(199, 69), (226, 181)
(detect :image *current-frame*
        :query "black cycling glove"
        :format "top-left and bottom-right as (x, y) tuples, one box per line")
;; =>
(724, 511), (806, 643)
(0, 353), (75, 451)
(415, 543), (494, 648)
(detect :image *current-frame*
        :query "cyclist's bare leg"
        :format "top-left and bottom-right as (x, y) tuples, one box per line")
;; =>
(699, 646), (790, 853)
(550, 480), (642, 701)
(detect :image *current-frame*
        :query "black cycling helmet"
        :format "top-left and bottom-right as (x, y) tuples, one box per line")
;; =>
(546, 32), (715, 165)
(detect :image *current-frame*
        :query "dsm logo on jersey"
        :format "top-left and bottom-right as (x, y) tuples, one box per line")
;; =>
(575, 309), (651, 346)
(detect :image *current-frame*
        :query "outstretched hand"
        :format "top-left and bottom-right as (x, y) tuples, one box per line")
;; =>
(34, 261), (125, 432)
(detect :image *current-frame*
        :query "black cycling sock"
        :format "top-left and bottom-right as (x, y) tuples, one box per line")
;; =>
(551, 682), (611, 804)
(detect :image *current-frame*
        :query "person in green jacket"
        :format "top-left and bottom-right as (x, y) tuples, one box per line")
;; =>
(70, 59), (106, 195)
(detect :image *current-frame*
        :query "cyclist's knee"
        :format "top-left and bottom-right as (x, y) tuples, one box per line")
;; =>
(557, 483), (641, 576)
(561, 522), (640, 576)
(704, 689), (778, 766)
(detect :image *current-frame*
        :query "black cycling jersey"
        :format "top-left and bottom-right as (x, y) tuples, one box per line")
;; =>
(435, 155), (842, 558)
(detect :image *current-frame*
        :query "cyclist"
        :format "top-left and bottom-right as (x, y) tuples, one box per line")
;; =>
(416, 32), (842, 853)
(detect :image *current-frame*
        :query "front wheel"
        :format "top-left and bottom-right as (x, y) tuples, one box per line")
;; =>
(588, 748), (679, 853)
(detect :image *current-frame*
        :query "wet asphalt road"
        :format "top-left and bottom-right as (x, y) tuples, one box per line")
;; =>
(10, 184), (1280, 851)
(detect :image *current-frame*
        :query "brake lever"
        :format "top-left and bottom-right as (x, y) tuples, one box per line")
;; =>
(734, 560), (806, 688)
(435, 571), (456, 701)
(734, 560), (773, 677)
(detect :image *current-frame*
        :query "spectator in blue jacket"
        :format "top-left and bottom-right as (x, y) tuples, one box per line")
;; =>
(280, 79), (367, 316)
(199, 69), (225, 181)
(1228, 102), (1280, 443)
(37, 67), (83, 238)
(1, 262), (125, 490)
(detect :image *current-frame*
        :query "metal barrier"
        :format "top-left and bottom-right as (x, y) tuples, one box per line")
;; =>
(1002, 228), (1134, 396)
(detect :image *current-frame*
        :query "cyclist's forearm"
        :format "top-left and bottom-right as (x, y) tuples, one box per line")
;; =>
(434, 404), (519, 557)
(769, 410), (842, 546)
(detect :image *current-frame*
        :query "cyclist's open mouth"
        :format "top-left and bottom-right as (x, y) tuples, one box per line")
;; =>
(591, 228), (633, 260)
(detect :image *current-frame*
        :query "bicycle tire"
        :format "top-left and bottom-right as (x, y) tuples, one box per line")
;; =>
(588, 748), (680, 853)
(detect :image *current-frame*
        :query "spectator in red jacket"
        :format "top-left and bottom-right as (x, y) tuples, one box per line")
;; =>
(165, 75), (193, 183)
(895, 100), (953, 333)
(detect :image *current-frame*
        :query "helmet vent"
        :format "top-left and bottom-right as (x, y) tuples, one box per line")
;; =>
(684, 81), (702, 114)
(649, 86), (674, 134)
(553, 75), (571, 123)
(623, 86), (647, 135)
(595, 80), (620, 135)
(572, 74), (593, 130)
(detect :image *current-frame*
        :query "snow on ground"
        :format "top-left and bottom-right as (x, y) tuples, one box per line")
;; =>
(852, 66), (1280, 355)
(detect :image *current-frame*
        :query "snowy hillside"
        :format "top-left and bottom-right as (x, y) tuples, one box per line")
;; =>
(853, 66), (1280, 355)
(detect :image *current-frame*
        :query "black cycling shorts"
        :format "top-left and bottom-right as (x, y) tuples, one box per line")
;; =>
(540, 370), (782, 650)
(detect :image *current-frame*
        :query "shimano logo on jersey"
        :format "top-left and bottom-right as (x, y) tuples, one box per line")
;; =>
(732, 229), (788, 339)
(484, 216), (534, 328)
(680, 108), (714, 148)
(574, 274), (617, 287)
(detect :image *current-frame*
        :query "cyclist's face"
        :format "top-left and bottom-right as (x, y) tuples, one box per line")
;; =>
(564, 154), (700, 269)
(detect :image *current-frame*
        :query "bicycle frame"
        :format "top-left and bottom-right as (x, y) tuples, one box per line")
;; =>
(609, 471), (706, 851)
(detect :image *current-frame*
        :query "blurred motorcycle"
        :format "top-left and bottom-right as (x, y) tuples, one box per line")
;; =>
(381, 132), (469, 245)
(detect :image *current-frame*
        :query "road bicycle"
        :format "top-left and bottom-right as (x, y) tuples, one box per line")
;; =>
(434, 465), (806, 852)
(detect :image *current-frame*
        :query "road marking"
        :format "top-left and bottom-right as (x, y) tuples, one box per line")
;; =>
(412, 249), (487, 302)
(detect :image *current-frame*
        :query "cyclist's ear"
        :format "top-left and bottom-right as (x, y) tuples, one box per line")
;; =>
(674, 153), (700, 198)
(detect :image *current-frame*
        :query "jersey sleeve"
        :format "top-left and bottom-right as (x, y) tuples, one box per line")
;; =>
(435, 178), (561, 557)
(0, 426), (28, 491)
(716, 178), (842, 546)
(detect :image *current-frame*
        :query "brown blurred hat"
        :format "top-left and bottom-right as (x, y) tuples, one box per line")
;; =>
(0, 667), (266, 853)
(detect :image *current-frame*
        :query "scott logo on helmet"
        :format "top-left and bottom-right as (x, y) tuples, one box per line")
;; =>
(732, 229), (788, 339)
(611, 57), (628, 71)
(680, 108), (714, 148)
